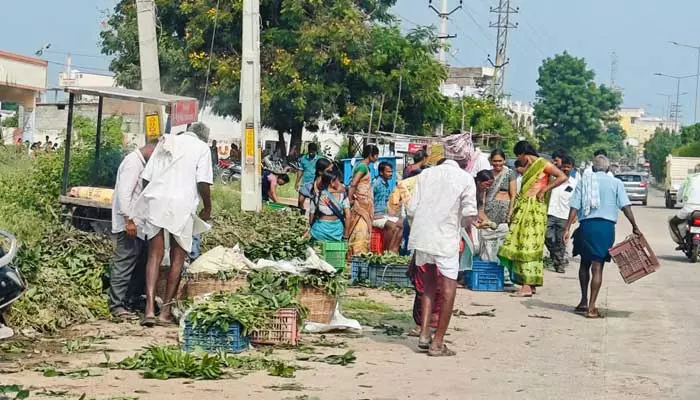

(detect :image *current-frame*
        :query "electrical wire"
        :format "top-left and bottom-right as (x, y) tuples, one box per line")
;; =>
(46, 60), (112, 73)
(201, 0), (221, 108)
(43, 50), (111, 59)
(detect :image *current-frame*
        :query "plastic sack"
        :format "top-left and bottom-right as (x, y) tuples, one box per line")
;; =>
(187, 245), (256, 275)
(478, 223), (509, 262)
(303, 304), (362, 334)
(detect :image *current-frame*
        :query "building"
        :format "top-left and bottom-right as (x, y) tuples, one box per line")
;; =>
(618, 107), (678, 149)
(0, 50), (48, 142)
(443, 67), (495, 98)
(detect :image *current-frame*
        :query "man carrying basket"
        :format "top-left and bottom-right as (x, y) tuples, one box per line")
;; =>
(563, 155), (642, 319)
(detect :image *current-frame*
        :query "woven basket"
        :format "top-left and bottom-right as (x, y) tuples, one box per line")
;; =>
(297, 286), (336, 324)
(182, 272), (248, 299)
(155, 266), (188, 301)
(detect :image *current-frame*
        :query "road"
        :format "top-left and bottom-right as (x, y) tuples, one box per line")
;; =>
(2, 190), (698, 400)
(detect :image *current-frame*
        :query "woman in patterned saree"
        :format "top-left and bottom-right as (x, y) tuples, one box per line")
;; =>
(347, 144), (380, 257)
(498, 141), (567, 297)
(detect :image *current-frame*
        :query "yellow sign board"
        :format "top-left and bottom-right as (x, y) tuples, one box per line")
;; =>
(145, 113), (161, 141)
(244, 123), (255, 164)
(426, 143), (444, 165)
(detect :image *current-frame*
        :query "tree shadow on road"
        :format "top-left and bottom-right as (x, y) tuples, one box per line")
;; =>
(520, 298), (633, 318)
(657, 254), (688, 263)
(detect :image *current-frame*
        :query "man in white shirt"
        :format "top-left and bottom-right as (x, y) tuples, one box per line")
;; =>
(136, 123), (213, 326)
(408, 132), (478, 357)
(109, 143), (156, 319)
(669, 166), (700, 246)
(545, 156), (577, 273)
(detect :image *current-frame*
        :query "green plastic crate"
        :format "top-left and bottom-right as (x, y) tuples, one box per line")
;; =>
(265, 202), (287, 210)
(321, 241), (348, 272)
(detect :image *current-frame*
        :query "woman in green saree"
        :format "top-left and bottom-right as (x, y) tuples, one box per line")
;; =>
(498, 141), (567, 297)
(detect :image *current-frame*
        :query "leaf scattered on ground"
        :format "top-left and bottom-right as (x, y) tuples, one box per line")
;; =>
(0, 385), (30, 400)
(308, 335), (347, 348)
(342, 299), (413, 328)
(452, 308), (496, 318)
(297, 350), (356, 366)
(36, 367), (102, 378)
(265, 383), (306, 391)
(528, 314), (552, 319)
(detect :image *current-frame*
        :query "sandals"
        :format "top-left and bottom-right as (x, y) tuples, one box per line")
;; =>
(574, 305), (588, 313)
(418, 337), (431, 350)
(428, 344), (456, 357)
(586, 310), (603, 319)
(155, 318), (178, 327)
(510, 292), (533, 298)
(112, 309), (138, 321)
(141, 316), (156, 328)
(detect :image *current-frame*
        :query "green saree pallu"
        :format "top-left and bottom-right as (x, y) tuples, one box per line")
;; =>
(498, 158), (548, 286)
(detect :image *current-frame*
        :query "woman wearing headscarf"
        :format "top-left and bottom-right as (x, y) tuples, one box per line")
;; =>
(498, 141), (567, 297)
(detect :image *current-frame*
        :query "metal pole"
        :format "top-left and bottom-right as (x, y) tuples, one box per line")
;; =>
(695, 48), (699, 122)
(61, 93), (75, 195)
(240, 0), (262, 212)
(392, 74), (403, 133)
(94, 96), (104, 185)
(676, 78), (681, 132)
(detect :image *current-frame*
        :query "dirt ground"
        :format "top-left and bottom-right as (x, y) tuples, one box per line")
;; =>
(3, 190), (700, 399)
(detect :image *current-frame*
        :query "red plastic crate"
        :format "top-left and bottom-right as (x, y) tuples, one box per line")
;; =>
(608, 234), (660, 284)
(251, 309), (299, 345)
(370, 227), (384, 254)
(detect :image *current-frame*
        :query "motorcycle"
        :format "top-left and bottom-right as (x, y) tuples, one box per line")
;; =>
(218, 159), (241, 185)
(0, 230), (26, 340)
(679, 211), (700, 262)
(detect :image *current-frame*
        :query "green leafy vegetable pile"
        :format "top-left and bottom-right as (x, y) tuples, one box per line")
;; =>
(187, 293), (277, 336)
(202, 208), (310, 261)
(117, 345), (298, 379)
(356, 252), (411, 266)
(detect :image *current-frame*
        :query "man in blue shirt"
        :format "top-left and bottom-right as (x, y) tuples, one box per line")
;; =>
(563, 155), (642, 319)
(295, 143), (319, 190)
(372, 162), (403, 252)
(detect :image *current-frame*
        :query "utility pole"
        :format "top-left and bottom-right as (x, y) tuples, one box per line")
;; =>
(240, 0), (262, 212)
(429, 0), (462, 135)
(489, 0), (518, 100)
(654, 72), (699, 133)
(670, 41), (700, 123)
(136, 0), (164, 137)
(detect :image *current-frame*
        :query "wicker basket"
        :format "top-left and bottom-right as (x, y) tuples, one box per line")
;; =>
(297, 286), (336, 324)
(182, 272), (248, 299)
(156, 266), (187, 301)
(609, 234), (660, 284)
(251, 308), (299, 345)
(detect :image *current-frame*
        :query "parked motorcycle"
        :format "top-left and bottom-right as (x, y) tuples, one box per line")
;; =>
(681, 211), (700, 263)
(218, 159), (241, 185)
(0, 230), (26, 340)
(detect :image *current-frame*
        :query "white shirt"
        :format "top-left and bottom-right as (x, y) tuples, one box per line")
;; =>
(467, 151), (492, 178)
(548, 175), (578, 220)
(680, 173), (700, 205)
(407, 160), (478, 258)
(136, 132), (213, 237)
(584, 165), (614, 178)
(112, 150), (147, 238)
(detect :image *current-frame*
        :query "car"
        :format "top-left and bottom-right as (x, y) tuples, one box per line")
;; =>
(616, 172), (648, 206)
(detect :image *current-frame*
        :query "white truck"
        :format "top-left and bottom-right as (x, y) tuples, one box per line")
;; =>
(665, 155), (700, 208)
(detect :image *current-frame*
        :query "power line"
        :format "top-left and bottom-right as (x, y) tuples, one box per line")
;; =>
(461, 6), (492, 44)
(44, 50), (112, 59)
(46, 60), (112, 73)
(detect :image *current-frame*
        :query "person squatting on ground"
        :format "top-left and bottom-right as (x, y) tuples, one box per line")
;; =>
(407, 132), (478, 357)
(498, 141), (567, 297)
(109, 143), (156, 320)
(135, 124), (214, 327)
(669, 165), (700, 247)
(545, 155), (578, 273)
(564, 155), (642, 319)
(373, 161), (403, 253)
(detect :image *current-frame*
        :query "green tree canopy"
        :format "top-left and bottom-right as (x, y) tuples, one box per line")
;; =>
(100, 0), (449, 152)
(645, 128), (681, 180)
(534, 52), (622, 157)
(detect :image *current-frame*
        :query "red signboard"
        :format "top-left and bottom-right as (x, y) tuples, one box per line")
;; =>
(408, 143), (426, 153)
(171, 99), (199, 126)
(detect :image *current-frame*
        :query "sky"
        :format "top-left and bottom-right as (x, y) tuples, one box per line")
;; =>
(3, 0), (700, 124)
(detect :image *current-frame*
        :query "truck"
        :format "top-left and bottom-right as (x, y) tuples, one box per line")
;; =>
(665, 155), (700, 208)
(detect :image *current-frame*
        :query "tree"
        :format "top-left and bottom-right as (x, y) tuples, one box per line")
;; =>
(645, 128), (681, 181)
(100, 0), (448, 153)
(443, 97), (517, 153)
(534, 52), (622, 156)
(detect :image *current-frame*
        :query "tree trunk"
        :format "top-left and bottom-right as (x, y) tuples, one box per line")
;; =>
(275, 130), (287, 158)
(289, 122), (303, 160)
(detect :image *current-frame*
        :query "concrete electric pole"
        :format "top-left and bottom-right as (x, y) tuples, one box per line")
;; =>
(240, 0), (262, 212)
(429, 0), (462, 135)
(489, 0), (518, 100)
(135, 0), (164, 137)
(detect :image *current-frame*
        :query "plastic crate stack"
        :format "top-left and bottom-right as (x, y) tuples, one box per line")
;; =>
(321, 241), (348, 272)
(183, 321), (249, 353)
(370, 227), (384, 253)
(368, 263), (412, 288)
(465, 259), (504, 292)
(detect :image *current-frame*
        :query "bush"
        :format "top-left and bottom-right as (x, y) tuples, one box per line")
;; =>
(673, 141), (700, 157)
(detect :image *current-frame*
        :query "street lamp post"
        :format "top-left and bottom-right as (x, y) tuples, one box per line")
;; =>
(670, 41), (700, 123)
(654, 72), (700, 132)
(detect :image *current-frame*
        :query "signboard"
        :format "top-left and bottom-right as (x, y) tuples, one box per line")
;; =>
(408, 143), (426, 154)
(426, 143), (444, 165)
(145, 113), (161, 141)
(395, 141), (409, 153)
(170, 99), (198, 126)
(244, 122), (255, 164)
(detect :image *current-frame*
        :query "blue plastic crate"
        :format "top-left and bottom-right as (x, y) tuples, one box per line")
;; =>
(465, 260), (504, 292)
(368, 263), (412, 288)
(351, 256), (369, 282)
(183, 321), (250, 353)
